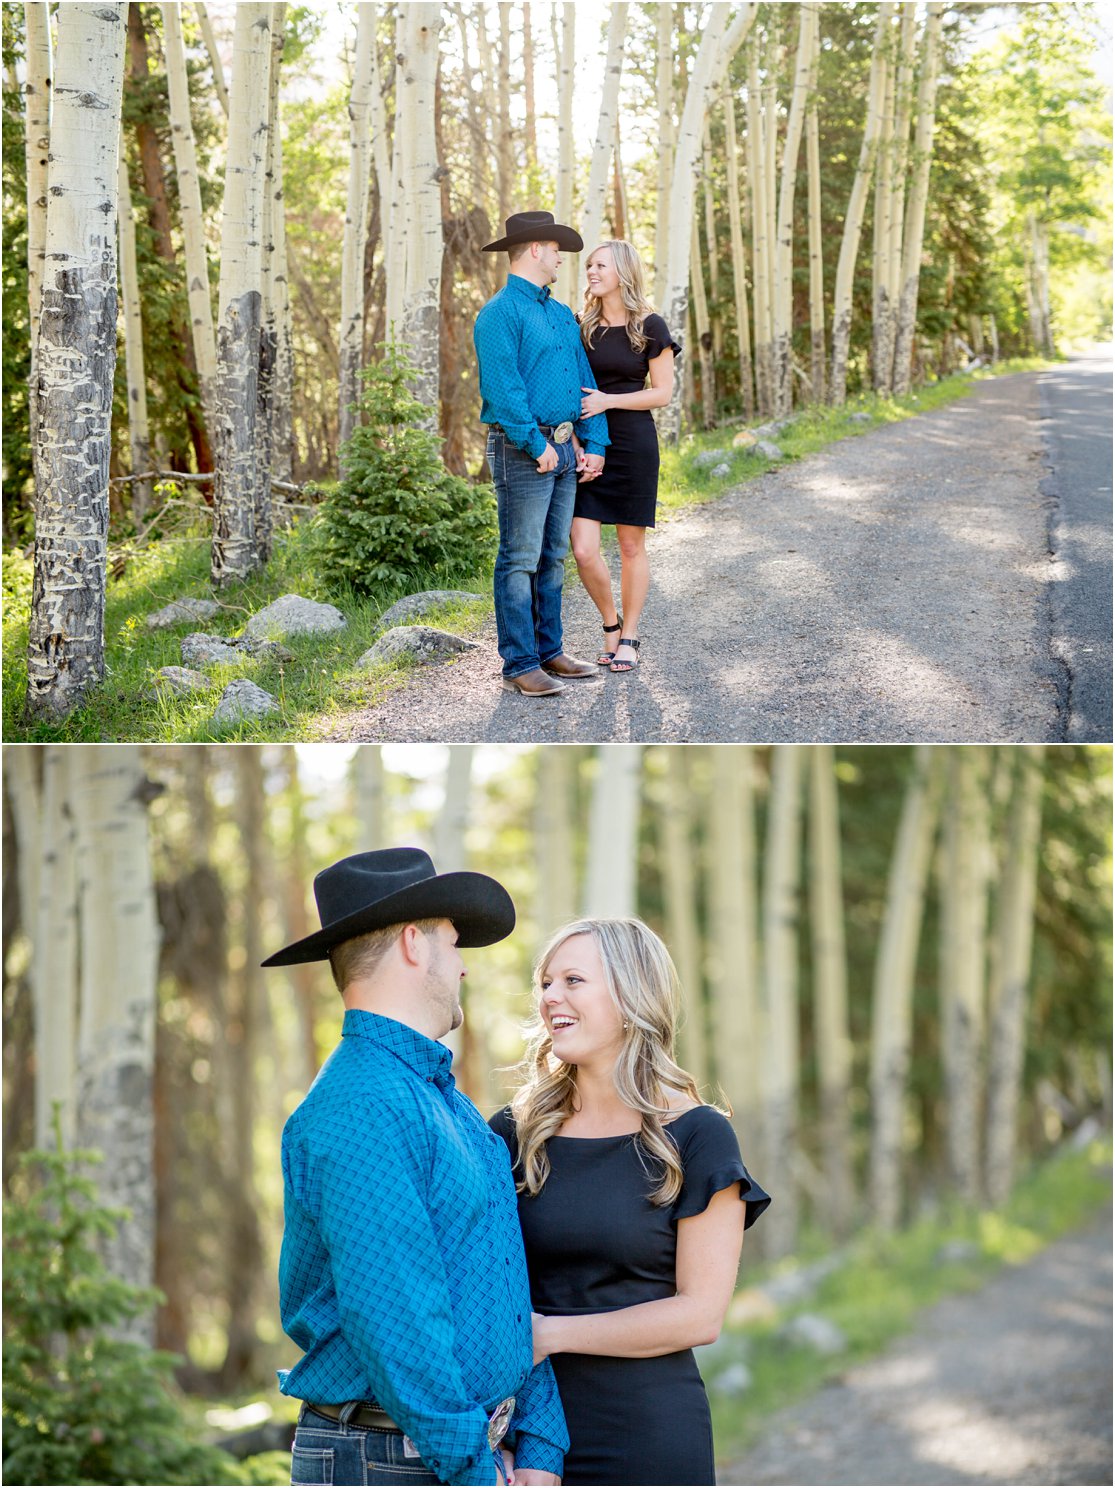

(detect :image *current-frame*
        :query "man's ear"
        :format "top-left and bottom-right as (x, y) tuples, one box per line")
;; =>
(398, 923), (426, 969)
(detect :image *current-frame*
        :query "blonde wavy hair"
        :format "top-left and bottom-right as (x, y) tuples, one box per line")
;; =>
(509, 918), (702, 1207)
(580, 240), (656, 357)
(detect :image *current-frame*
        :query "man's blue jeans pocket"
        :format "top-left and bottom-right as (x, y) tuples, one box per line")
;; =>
(549, 439), (577, 478)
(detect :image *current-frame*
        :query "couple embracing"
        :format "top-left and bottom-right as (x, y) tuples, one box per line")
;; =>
(271, 848), (770, 1487)
(474, 211), (682, 695)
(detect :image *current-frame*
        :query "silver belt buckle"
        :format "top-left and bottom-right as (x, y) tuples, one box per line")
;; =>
(487, 1395), (515, 1451)
(552, 421), (573, 444)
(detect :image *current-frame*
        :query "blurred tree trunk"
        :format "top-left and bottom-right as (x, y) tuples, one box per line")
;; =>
(117, 134), (153, 522)
(270, 38), (294, 487)
(578, 3), (627, 268)
(195, 0), (229, 115)
(535, 747), (577, 932)
(985, 748), (1045, 1206)
(701, 121), (721, 362)
(761, 746), (803, 1258)
(338, 3), (377, 448)
(869, 746), (941, 1228)
(808, 746), (853, 1235)
(553, 4), (576, 308)
(772, 3), (815, 416)
(584, 746), (642, 918)
(522, 3), (537, 179)
(652, 3), (674, 309)
(659, 749), (707, 1089)
(352, 745), (387, 846)
(870, 13), (897, 392)
(74, 747), (161, 1344)
(805, 10), (825, 402)
(690, 214), (715, 429)
(2, 773), (37, 1188)
(23, 0), (51, 499)
(878, 5), (916, 392)
(398, 4), (442, 417)
(611, 119), (628, 241)
(723, 77), (754, 420)
(435, 749), (487, 1102)
(747, 39), (773, 419)
(280, 747), (322, 1092)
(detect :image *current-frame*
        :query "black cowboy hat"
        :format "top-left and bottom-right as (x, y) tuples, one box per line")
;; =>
(482, 210), (583, 253)
(261, 848), (515, 967)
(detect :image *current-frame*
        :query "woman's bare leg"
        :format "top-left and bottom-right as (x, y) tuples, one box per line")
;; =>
(570, 518), (620, 655)
(613, 524), (649, 669)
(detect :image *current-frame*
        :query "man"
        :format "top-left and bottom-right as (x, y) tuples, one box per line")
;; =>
(264, 847), (566, 1486)
(475, 210), (610, 697)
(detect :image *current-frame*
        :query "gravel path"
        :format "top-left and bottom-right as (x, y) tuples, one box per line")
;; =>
(718, 1210), (1113, 1486)
(328, 371), (1065, 743)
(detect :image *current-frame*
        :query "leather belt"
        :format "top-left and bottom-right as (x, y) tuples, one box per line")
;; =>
(307, 1402), (400, 1431)
(490, 421), (574, 444)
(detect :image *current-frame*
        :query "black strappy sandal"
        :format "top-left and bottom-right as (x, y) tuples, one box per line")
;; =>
(597, 618), (622, 665)
(610, 638), (640, 673)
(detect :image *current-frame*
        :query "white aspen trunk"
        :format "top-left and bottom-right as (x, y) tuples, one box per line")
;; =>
(24, 0), (52, 491)
(805, 7), (825, 403)
(870, 20), (895, 393)
(117, 138), (152, 523)
(254, 1), (285, 563)
(384, 8), (407, 337)
(773, 4), (815, 416)
(723, 78), (755, 419)
(578, 3), (628, 268)
(162, 1), (217, 439)
(984, 748), (1045, 1206)
(522, 3), (537, 179)
(583, 745), (642, 918)
(829, 1), (894, 405)
(653, 3), (674, 308)
(761, 745), (803, 1258)
(702, 120), (721, 360)
(882, 5), (916, 392)
(762, 44), (778, 411)
(434, 746), (473, 874)
(706, 748), (760, 1133)
(611, 117), (629, 240)
(690, 214), (715, 429)
(809, 746), (854, 1236)
(747, 41), (773, 419)
(868, 745), (942, 1230)
(535, 746), (577, 932)
(554, 3), (576, 308)
(195, 0), (229, 114)
(25, 3), (127, 723)
(270, 79), (293, 486)
(660, 749), (707, 1089)
(398, 4), (442, 417)
(211, 3), (272, 587)
(74, 747), (160, 1339)
(660, 2), (757, 443)
(892, 2), (945, 397)
(352, 745), (386, 846)
(338, 3), (377, 449)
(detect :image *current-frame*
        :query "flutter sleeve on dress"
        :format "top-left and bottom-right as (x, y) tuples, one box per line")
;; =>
(643, 312), (683, 363)
(673, 1106), (771, 1227)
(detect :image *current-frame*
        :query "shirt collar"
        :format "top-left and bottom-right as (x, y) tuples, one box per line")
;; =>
(342, 1008), (455, 1090)
(506, 272), (551, 304)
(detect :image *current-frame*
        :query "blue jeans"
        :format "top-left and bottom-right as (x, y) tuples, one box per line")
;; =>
(488, 429), (577, 679)
(291, 1404), (504, 1486)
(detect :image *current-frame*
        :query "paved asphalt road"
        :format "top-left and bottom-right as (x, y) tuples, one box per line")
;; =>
(719, 1209), (1113, 1486)
(329, 364), (1105, 744)
(1040, 344), (1113, 742)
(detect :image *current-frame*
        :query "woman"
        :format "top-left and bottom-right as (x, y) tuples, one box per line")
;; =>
(489, 919), (769, 1487)
(571, 242), (681, 674)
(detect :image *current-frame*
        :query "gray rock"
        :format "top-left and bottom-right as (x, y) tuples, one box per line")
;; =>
(242, 593), (346, 641)
(359, 626), (480, 668)
(780, 1313), (848, 1355)
(378, 590), (487, 629)
(710, 1361), (753, 1396)
(231, 633), (296, 663)
(181, 632), (241, 667)
(848, 411), (873, 424)
(756, 440), (783, 460)
(146, 597), (221, 630)
(752, 421), (790, 438)
(1068, 1115), (1102, 1150)
(211, 679), (279, 726)
(152, 666), (210, 696)
(710, 462), (732, 479)
(692, 449), (731, 469)
(936, 1239), (981, 1265)
(762, 1253), (845, 1307)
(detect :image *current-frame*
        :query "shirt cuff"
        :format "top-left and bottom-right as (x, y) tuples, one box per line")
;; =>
(512, 1434), (565, 1477)
(451, 1445), (504, 1485)
(582, 442), (606, 458)
(523, 429), (548, 460)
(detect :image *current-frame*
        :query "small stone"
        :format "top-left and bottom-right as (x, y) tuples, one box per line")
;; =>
(152, 666), (210, 696)
(936, 1239), (981, 1265)
(779, 1313), (848, 1355)
(732, 429), (757, 448)
(710, 462), (731, 479)
(692, 449), (730, 469)
(181, 632), (241, 667)
(359, 626), (480, 668)
(755, 440), (783, 460)
(378, 590), (487, 629)
(210, 679), (279, 726)
(231, 633), (296, 662)
(849, 411), (872, 424)
(242, 593), (347, 641)
(146, 598), (221, 630)
(710, 1362), (753, 1396)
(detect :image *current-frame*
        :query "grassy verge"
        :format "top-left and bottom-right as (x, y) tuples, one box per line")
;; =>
(708, 1133), (1112, 1467)
(3, 357), (1055, 742)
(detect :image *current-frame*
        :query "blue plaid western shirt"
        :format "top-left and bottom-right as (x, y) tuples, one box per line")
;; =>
(474, 273), (611, 460)
(278, 1010), (568, 1485)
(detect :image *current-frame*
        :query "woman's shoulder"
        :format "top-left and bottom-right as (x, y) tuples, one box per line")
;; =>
(664, 1102), (737, 1147)
(488, 1104), (517, 1145)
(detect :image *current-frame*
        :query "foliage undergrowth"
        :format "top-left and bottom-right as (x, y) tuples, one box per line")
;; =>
(3, 359), (1053, 741)
(707, 1132), (1112, 1467)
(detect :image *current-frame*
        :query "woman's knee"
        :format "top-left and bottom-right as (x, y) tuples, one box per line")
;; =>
(570, 526), (601, 567)
(616, 527), (647, 560)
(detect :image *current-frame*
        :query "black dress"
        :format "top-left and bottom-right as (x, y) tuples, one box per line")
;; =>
(575, 313), (682, 529)
(488, 1105), (770, 1486)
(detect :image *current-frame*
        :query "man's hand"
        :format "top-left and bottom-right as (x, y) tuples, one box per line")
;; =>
(580, 386), (610, 418)
(514, 1473), (561, 1485)
(535, 442), (559, 474)
(578, 452), (604, 484)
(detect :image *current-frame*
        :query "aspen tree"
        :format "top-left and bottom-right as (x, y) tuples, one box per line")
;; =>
(117, 138), (152, 522)
(805, 6), (825, 402)
(830, 2), (894, 405)
(211, 3), (272, 587)
(339, 3), (377, 448)
(195, 0), (229, 114)
(690, 213), (716, 429)
(23, 0), (51, 492)
(706, 748), (759, 1133)
(352, 745), (387, 846)
(653, 3), (675, 308)
(985, 748), (1045, 1207)
(702, 120), (721, 360)
(578, 3), (628, 268)
(723, 78), (755, 418)
(497, 1), (513, 209)
(658, 749), (707, 1090)
(880, 5), (917, 392)
(270, 40), (294, 486)
(871, 16), (897, 392)
(583, 745), (642, 918)
(25, 2), (128, 722)
(552, 3), (577, 307)
(398, 4), (443, 416)
(436, 747), (486, 1100)
(892, 2), (945, 396)
(747, 40), (773, 417)
(761, 745), (803, 1258)
(535, 747), (577, 932)
(773, 4), (815, 416)
(868, 746), (942, 1229)
(162, 1), (218, 433)
(522, 2), (537, 180)
(612, 118), (629, 240)
(255, 0), (286, 560)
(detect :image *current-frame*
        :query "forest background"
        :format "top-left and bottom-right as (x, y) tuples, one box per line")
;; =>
(2, 741), (1112, 1483)
(2, 1), (1111, 733)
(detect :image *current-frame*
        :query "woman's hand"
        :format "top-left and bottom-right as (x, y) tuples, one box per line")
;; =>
(580, 386), (610, 418)
(500, 1444), (516, 1484)
(531, 1311), (555, 1365)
